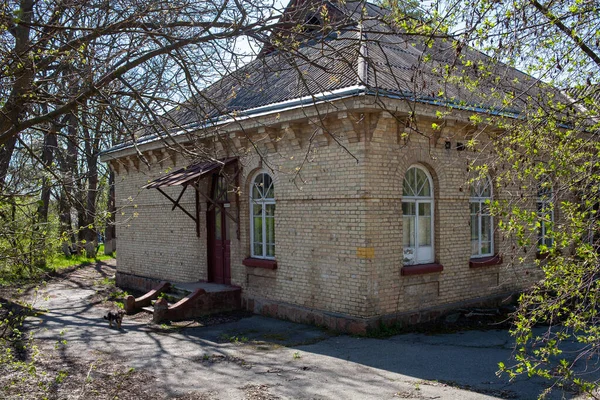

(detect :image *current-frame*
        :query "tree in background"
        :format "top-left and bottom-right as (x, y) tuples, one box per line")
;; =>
(0, 0), (598, 395)
(0, 0), (421, 272)
(396, 0), (600, 396)
(0, 0), (290, 272)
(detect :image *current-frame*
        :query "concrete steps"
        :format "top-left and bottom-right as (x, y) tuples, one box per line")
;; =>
(124, 281), (171, 314)
(132, 282), (242, 322)
(141, 289), (189, 313)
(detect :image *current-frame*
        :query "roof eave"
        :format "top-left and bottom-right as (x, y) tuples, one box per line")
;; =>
(100, 85), (368, 160)
(100, 86), (527, 162)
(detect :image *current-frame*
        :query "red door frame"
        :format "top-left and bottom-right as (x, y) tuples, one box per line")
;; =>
(207, 174), (231, 284)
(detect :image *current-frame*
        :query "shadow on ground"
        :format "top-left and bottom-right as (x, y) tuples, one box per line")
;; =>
(22, 261), (593, 400)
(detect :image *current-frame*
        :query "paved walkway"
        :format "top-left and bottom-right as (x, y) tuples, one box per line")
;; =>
(24, 260), (580, 399)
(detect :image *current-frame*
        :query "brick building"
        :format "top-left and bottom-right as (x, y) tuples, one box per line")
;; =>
(100, 0), (553, 332)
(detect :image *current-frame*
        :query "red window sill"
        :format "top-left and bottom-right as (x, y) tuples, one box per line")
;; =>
(243, 257), (277, 270)
(469, 254), (502, 268)
(401, 263), (443, 276)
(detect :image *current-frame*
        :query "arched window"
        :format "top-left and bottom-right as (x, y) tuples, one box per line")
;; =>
(250, 171), (275, 259)
(402, 166), (434, 265)
(470, 177), (493, 257)
(537, 181), (554, 249)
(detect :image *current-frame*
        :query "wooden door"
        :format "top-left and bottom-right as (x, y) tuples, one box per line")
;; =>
(207, 175), (231, 284)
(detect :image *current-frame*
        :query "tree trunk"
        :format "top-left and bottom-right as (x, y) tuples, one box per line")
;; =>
(34, 124), (58, 266)
(64, 111), (81, 254)
(82, 150), (99, 258)
(0, 0), (35, 189)
(0, 136), (18, 194)
(58, 188), (75, 257)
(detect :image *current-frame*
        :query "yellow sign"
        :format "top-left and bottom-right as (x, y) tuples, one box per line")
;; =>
(356, 247), (375, 259)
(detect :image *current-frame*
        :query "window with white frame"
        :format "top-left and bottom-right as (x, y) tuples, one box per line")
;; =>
(537, 181), (554, 249)
(470, 177), (493, 257)
(402, 166), (434, 265)
(250, 171), (275, 259)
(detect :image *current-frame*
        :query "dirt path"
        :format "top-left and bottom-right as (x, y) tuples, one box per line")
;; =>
(1, 261), (577, 399)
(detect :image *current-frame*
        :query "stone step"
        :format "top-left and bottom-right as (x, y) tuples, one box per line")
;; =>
(170, 285), (193, 297)
(149, 292), (186, 306)
(141, 306), (154, 313)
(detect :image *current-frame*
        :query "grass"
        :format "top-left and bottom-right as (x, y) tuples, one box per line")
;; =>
(47, 244), (115, 270)
(0, 245), (115, 287)
(218, 333), (250, 344)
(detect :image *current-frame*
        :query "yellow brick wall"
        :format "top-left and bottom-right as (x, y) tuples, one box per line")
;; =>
(110, 98), (541, 319)
(114, 153), (208, 283)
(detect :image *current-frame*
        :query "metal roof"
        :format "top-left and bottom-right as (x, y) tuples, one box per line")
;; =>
(154, 1), (563, 129)
(105, 0), (572, 155)
(142, 157), (237, 189)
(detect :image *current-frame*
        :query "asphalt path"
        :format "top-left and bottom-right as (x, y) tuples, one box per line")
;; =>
(24, 260), (585, 399)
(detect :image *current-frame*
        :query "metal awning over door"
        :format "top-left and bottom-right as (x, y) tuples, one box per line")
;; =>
(143, 157), (240, 238)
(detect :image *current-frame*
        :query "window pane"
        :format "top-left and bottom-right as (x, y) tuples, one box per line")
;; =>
(266, 216), (275, 244)
(252, 183), (262, 200)
(418, 215), (431, 246)
(470, 184), (477, 197)
(471, 213), (479, 241)
(538, 182), (552, 199)
(253, 174), (264, 199)
(253, 216), (263, 243)
(481, 181), (491, 197)
(266, 204), (275, 217)
(481, 241), (491, 255)
(415, 169), (431, 197)
(216, 176), (228, 202)
(403, 215), (415, 247)
(482, 203), (490, 216)
(403, 167), (432, 197)
(471, 206), (480, 256)
(418, 202), (431, 216)
(472, 239), (479, 255)
(470, 202), (479, 215)
(251, 173), (276, 259)
(403, 247), (415, 265)
(481, 215), (491, 242)
(253, 242), (263, 257)
(403, 174), (414, 196)
(263, 174), (274, 199)
(402, 201), (415, 216)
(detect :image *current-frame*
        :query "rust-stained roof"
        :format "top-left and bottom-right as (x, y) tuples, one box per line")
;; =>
(143, 157), (237, 189)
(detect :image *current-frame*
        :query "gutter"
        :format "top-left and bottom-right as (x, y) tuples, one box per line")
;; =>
(101, 86), (526, 158)
(101, 85), (367, 157)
